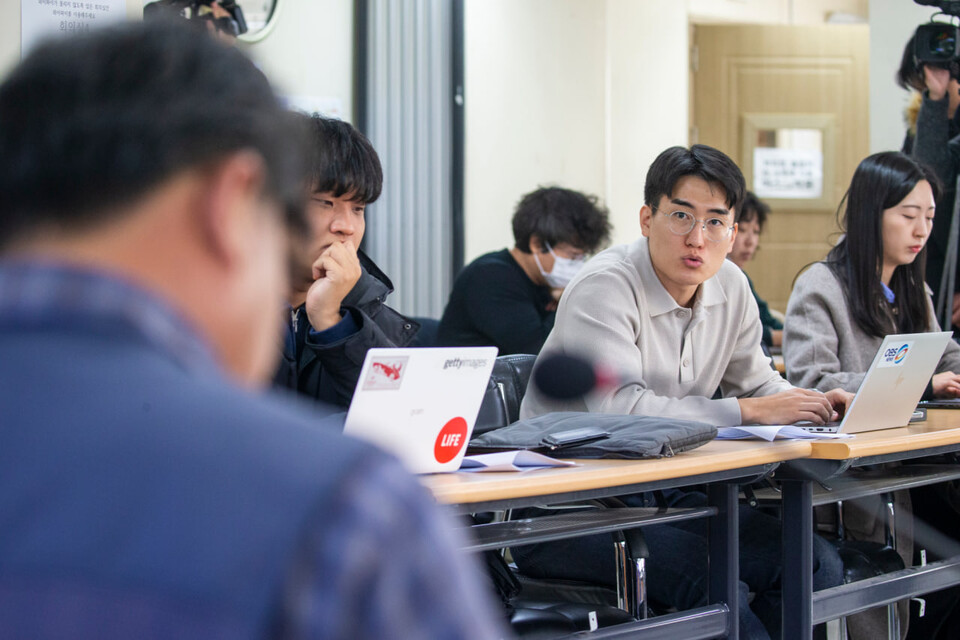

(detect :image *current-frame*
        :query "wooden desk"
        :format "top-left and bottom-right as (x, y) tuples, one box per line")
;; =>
(779, 409), (960, 640)
(805, 409), (960, 461)
(423, 439), (812, 640)
(425, 439), (812, 511)
(772, 354), (786, 375)
(423, 414), (960, 639)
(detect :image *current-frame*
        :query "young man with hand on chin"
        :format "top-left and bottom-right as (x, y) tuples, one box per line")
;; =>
(518, 144), (850, 639)
(276, 114), (418, 407)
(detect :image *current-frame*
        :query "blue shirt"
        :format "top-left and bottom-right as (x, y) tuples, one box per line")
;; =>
(881, 281), (896, 304)
(0, 261), (509, 640)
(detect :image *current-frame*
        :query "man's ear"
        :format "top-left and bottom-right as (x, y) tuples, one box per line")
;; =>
(198, 151), (267, 267)
(639, 205), (654, 238)
(529, 233), (545, 253)
(726, 221), (738, 256)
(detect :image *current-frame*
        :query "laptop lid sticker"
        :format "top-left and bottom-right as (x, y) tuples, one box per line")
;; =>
(362, 356), (409, 390)
(435, 417), (469, 463)
(877, 341), (912, 368)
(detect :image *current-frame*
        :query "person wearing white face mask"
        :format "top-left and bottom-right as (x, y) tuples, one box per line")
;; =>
(438, 186), (611, 355)
(533, 241), (588, 289)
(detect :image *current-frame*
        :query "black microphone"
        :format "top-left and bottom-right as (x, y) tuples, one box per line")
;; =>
(532, 353), (618, 399)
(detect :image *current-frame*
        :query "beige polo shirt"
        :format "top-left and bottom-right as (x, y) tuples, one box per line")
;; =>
(520, 236), (791, 426)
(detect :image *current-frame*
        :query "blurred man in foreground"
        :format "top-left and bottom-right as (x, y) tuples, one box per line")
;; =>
(0, 20), (506, 639)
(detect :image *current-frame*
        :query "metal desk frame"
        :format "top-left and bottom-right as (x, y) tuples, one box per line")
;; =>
(455, 464), (780, 639)
(780, 445), (960, 640)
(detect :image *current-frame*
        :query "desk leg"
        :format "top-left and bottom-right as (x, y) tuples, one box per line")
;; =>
(782, 479), (813, 640)
(708, 482), (739, 639)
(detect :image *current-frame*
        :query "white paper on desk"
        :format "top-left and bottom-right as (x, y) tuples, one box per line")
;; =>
(459, 451), (578, 472)
(717, 426), (851, 441)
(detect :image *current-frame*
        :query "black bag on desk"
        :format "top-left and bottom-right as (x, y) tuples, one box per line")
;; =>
(468, 412), (717, 459)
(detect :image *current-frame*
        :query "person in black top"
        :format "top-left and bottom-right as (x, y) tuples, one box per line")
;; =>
(437, 186), (610, 355)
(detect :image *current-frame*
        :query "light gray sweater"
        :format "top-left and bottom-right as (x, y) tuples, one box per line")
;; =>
(520, 237), (791, 426)
(783, 262), (960, 391)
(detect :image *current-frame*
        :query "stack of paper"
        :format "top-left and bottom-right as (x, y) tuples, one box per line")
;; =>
(717, 425), (851, 441)
(460, 450), (577, 472)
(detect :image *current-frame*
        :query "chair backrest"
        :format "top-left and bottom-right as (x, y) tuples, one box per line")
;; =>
(408, 316), (440, 347)
(473, 354), (536, 436)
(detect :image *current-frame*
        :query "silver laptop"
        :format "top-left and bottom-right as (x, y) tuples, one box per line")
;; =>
(801, 332), (951, 434)
(343, 346), (497, 473)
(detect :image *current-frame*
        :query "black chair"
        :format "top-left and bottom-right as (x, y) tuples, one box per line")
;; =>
(408, 316), (440, 347)
(473, 354), (646, 635)
(831, 495), (905, 639)
(474, 353), (536, 435)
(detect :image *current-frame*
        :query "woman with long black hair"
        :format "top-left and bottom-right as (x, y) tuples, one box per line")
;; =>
(784, 151), (960, 397)
(784, 151), (960, 639)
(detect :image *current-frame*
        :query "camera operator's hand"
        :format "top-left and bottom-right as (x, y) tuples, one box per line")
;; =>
(204, 2), (237, 44)
(924, 65), (952, 101)
(304, 241), (362, 332)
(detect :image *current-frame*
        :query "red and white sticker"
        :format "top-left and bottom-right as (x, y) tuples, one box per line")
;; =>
(362, 356), (409, 390)
(434, 417), (468, 463)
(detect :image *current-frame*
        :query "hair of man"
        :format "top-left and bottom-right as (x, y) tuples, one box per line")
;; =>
(303, 113), (383, 204)
(0, 19), (309, 250)
(737, 190), (771, 230)
(643, 144), (746, 214)
(827, 150), (941, 337)
(511, 186), (612, 254)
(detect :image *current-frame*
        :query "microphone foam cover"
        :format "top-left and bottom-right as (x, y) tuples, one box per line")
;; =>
(532, 353), (597, 399)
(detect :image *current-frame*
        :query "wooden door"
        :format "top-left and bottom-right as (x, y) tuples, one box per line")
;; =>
(693, 24), (869, 312)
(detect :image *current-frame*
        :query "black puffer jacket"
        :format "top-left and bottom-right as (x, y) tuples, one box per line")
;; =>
(274, 251), (419, 408)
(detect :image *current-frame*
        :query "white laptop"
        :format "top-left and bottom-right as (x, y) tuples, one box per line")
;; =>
(343, 346), (497, 473)
(801, 332), (951, 434)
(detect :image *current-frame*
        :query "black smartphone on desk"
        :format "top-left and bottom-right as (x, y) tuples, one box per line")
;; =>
(540, 427), (610, 451)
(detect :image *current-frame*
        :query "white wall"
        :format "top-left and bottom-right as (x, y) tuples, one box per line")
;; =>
(463, 0), (693, 259)
(0, 0), (353, 121)
(869, 0), (935, 153)
(605, 0), (690, 247)
(463, 0), (608, 259)
(0, 3), (23, 79)
(238, 0), (354, 121)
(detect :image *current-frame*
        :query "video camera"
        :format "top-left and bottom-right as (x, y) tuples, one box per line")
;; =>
(143, 0), (248, 38)
(914, 0), (960, 73)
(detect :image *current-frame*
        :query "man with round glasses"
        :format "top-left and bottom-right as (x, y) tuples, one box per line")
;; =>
(652, 205), (736, 241)
(522, 144), (849, 424)
(517, 144), (848, 639)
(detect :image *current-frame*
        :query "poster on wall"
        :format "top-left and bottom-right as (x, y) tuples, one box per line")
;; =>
(753, 147), (824, 200)
(21, 0), (126, 58)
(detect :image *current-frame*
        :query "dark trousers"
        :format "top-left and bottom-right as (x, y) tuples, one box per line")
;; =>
(511, 488), (844, 640)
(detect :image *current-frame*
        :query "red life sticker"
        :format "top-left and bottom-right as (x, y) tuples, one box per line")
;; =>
(434, 417), (468, 463)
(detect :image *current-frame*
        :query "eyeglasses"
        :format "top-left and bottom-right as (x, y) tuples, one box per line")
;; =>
(652, 206), (735, 243)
